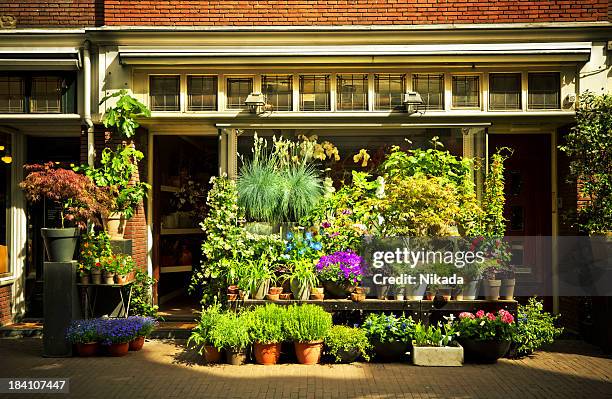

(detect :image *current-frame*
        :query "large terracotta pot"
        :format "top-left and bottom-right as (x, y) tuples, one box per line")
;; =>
(203, 345), (223, 364)
(254, 342), (281, 365)
(107, 342), (130, 357)
(322, 280), (355, 299)
(104, 212), (125, 240)
(41, 227), (79, 262)
(482, 279), (501, 300)
(458, 338), (510, 363)
(129, 336), (145, 351)
(372, 340), (409, 362)
(294, 341), (323, 365)
(75, 342), (99, 357)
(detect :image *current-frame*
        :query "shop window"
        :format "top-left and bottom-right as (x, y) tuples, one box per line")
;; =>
(452, 75), (480, 108)
(150, 76), (180, 112)
(299, 75), (330, 111)
(337, 74), (368, 111)
(0, 132), (11, 276)
(262, 75), (292, 111)
(187, 76), (217, 111)
(528, 72), (560, 110)
(0, 76), (24, 113)
(374, 74), (405, 111)
(489, 73), (521, 110)
(226, 77), (253, 110)
(30, 76), (63, 113)
(412, 74), (444, 110)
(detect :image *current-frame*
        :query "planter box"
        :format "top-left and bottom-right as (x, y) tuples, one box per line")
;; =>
(412, 342), (463, 367)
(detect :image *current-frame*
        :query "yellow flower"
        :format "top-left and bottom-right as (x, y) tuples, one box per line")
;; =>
(313, 144), (326, 160)
(353, 149), (370, 167)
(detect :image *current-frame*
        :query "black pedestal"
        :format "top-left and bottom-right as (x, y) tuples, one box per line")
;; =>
(43, 261), (81, 357)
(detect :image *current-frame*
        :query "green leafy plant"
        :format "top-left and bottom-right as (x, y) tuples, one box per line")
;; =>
(100, 89), (151, 138)
(511, 297), (563, 357)
(284, 304), (332, 342)
(362, 313), (415, 343)
(129, 269), (159, 317)
(248, 304), (287, 344)
(100, 253), (136, 275)
(479, 150), (509, 237)
(325, 325), (371, 362)
(187, 304), (224, 353)
(209, 311), (252, 350)
(560, 92), (612, 234)
(282, 258), (319, 293)
(238, 256), (275, 295)
(412, 321), (457, 347)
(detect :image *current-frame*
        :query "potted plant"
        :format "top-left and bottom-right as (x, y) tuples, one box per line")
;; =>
(316, 250), (364, 299)
(114, 255), (136, 284)
(186, 305), (224, 364)
(100, 255), (117, 284)
(209, 312), (252, 365)
(325, 325), (371, 363)
(242, 257), (273, 300)
(282, 259), (318, 301)
(65, 319), (100, 357)
(77, 263), (91, 284)
(20, 162), (111, 262)
(129, 316), (158, 351)
(248, 304), (287, 365)
(412, 321), (463, 367)
(98, 318), (138, 357)
(285, 304), (332, 365)
(454, 309), (516, 363)
(455, 251), (483, 300)
(310, 286), (324, 300)
(79, 231), (111, 285)
(362, 313), (415, 362)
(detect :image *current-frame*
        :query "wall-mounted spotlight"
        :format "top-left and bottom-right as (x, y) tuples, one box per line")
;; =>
(403, 91), (423, 114)
(244, 92), (266, 114)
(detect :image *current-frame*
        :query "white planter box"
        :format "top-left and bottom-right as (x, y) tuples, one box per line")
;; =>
(412, 342), (463, 367)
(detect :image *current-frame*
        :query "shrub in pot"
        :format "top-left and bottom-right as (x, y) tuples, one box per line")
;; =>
(20, 162), (111, 262)
(325, 325), (371, 363)
(248, 304), (287, 365)
(284, 304), (332, 365)
(412, 322), (463, 367)
(65, 319), (100, 357)
(454, 309), (516, 363)
(362, 313), (415, 362)
(209, 312), (252, 365)
(316, 250), (364, 299)
(128, 316), (158, 351)
(187, 305), (224, 364)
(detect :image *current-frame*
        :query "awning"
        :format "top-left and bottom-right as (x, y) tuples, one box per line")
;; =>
(0, 47), (81, 70)
(119, 42), (591, 65)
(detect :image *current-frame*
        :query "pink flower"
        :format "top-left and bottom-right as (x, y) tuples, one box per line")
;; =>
(321, 221), (331, 229)
(459, 312), (475, 319)
(486, 312), (496, 321)
(475, 310), (485, 318)
(499, 309), (515, 324)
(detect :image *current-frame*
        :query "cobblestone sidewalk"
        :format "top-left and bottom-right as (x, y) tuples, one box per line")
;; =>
(0, 338), (610, 399)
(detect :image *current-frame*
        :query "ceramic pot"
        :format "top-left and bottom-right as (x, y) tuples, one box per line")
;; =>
(456, 280), (479, 300)
(266, 293), (280, 301)
(227, 285), (239, 294)
(79, 274), (90, 285)
(129, 336), (145, 351)
(251, 279), (270, 300)
(104, 212), (125, 240)
(41, 227), (79, 262)
(375, 284), (390, 300)
(104, 272), (115, 285)
(405, 283), (428, 300)
(290, 280), (310, 301)
(268, 286), (283, 295)
(322, 280), (355, 299)
(227, 293), (238, 301)
(90, 270), (102, 285)
(351, 292), (365, 302)
(310, 293), (324, 300)
(75, 342), (99, 357)
(107, 342), (129, 357)
(294, 341), (323, 365)
(254, 342), (281, 365)
(226, 348), (248, 365)
(203, 345), (223, 364)
(482, 279), (502, 300)
(500, 278), (515, 300)
(279, 293), (292, 300)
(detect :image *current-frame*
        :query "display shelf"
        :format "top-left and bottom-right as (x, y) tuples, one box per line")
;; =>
(160, 228), (202, 235)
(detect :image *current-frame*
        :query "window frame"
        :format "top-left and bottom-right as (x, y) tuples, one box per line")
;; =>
(336, 74), (368, 111)
(412, 73), (445, 111)
(186, 75), (218, 112)
(451, 74), (481, 110)
(488, 72), (522, 111)
(527, 72), (561, 110)
(261, 75), (293, 112)
(149, 74), (181, 112)
(226, 76), (254, 110)
(299, 74), (331, 112)
(0, 73), (76, 114)
(374, 74), (406, 111)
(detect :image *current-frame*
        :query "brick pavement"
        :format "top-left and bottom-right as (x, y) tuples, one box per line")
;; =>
(0, 338), (610, 399)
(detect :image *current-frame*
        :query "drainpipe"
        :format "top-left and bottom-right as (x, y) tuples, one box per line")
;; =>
(82, 40), (94, 167)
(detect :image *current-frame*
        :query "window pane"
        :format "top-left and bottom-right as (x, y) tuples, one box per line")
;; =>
(412, 74), (444, 110)
(489, 73), (521, 110)
(150, 76), (180, 111)
(300, 75), (330, 111)
(187, 76), (217, 111)
(528, 72), (560, 110)
(262, 75), (292, 111)
(227, 78), (253, 109)
(0, 77), (24, 113)
(452, 76), (480, 108)
(30, 76), (62, 113)
(374, 74), (405, 110)
(337, 74), (368, 111)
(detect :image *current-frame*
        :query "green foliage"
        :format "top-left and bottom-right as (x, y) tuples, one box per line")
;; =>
(247, 304), (287, 344)
(209, 311), (252, 350)
(362, 313), (415, 343)
(412, 321), (457, 347)
(479, 150), (509, 237)
(75, 145), (150, 219)
(512, 297), (563, 357)
(284, 304), (332, 342)
(100, 89), (151, 138)
(78, 230), (112, 276)
(238, 159), (284, 223)
(325, 325), (371, 362)
(100, 253), (136, 275)
(280, 164), (323, 222)
(560, 92), (612, 234)
(281, 258), (319, 292)
(129, 269), (158, 318)
(187, 304), (224, 352)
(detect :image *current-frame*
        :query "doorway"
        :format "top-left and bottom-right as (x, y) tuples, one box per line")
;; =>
(152, 135), (218, 316)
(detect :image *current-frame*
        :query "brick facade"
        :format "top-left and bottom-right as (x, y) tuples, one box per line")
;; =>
(0, 284), (12, 326)
(0, 1), (99, 28)
(105, 0), (608, 26)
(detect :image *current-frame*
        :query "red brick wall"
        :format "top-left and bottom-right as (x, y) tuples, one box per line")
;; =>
(0, 285), (12, 326)
(105, 0), (609, 26)
(0, 1), (99, 28)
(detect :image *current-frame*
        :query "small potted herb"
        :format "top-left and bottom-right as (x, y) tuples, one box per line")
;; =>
(187, 305), (224, 364)
(209, 312), (252, 365)
(248, 304), (287, 365)
(128, 316), (158, 351)
(284, 304), (332, 365)
(325, 325), (371, 363)
(362, 313), (415, 362)
(316, 250), (364, 299)
(65, 319), (100, 357)
(412, 321), (463, 367)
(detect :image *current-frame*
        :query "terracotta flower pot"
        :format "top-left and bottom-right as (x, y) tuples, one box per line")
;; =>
(279, 293), (292, 300)
(310, 293), (324, 300)
(107, 342), (129, 357)
(254, 342), (281, 365)
(104, 212), (125, 240)
(75, 342), (99, 357)
(268, 286), (283, 295)
(351, 292), (365, 302)
(203, 345), (222, 364)
(227, 285), (239, 294)
(294, 341), (323, 365)
(115, 274), (128, 285)
(227, 293), (238, 301)
(266, 293), (280, 301)
(129, 336), (145, 351)
(354, 286), (366, 294)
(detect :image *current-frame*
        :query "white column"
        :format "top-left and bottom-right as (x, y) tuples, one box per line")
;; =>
(10, 132), (26, 321)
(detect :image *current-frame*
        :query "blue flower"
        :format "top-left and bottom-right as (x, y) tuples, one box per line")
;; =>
(305, 231), (313, 240)
(286, 231), (294, 240)
(311, 242), (323, 251)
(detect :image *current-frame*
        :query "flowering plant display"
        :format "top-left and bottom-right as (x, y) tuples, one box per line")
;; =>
(455, 309), (516, 341)
(97, 318), (140, 345)
(78, 231), (112, 275)
(469, 236), (513, 279)
(362, 313), (415, 343)
(316, 250), (364, 285)
(129, 316), (158, 337)
(283, 230), (323, 261)
(65, 319), (100, 344)
(100, 254), (136, 276)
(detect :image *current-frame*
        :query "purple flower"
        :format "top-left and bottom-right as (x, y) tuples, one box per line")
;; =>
(316, 250), (364, 283)
(321, 221), (331, 229)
